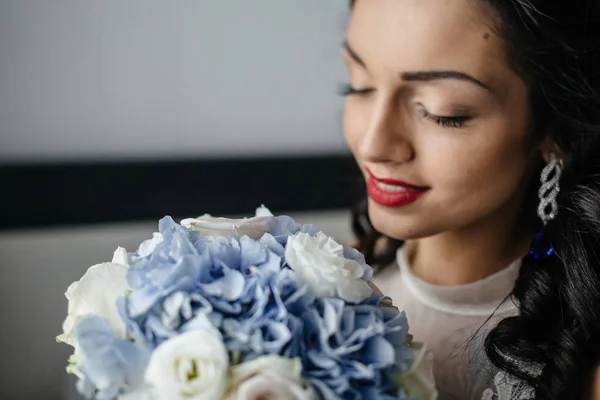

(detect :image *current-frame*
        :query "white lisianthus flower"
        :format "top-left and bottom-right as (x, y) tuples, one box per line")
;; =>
(399, 341), (438, 400)
(285, 232), (373, 303)
(112, 246), (129, 266)
(225, 355), (317, 400)
(144, 317), (229, 400)
(181, 205), (273, 240)
(57, 247), (130, 350)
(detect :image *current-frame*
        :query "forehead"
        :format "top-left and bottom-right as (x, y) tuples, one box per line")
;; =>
(347, 0), (513, 91)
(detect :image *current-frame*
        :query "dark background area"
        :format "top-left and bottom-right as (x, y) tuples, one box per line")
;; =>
(1, 155), (361, 230)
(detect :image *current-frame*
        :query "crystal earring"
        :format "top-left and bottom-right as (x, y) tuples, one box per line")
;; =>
(537, 153), (563, 225)
(529, 154), (562, 260)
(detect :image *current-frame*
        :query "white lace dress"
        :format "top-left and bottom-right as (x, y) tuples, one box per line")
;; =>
(374, 245), (536, 400)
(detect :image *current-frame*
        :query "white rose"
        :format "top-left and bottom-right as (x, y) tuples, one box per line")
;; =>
(57, 247), (129, 350)
(400, 341), (438, 400)
(144, 317), (229, 400)
(285, 232), (373, 303)
(181, 205), (273, 240)
(225, 355), (317, 400)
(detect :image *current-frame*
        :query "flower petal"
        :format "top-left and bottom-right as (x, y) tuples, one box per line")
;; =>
(59, 262), (129, 347)
(112, 246), (129, 266)
(144, 320), (228, 400)
(75, 316), (149, 396)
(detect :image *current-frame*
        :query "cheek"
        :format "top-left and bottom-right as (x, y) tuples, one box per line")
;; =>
(424, 126), (530, 211)
(343, 100), (367, 156)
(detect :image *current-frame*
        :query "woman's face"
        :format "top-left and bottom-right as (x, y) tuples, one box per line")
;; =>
(344, 0), (538, 240)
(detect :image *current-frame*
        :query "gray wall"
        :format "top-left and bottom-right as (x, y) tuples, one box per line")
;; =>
(0, 0), (350, 164)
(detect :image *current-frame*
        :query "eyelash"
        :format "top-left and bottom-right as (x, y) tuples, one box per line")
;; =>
(418, 107), (471, 129)
(338, 83), (374, 96)
(340, 83), (471, 129)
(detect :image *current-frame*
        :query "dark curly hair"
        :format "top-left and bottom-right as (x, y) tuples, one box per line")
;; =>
(348, 0), (600, 398)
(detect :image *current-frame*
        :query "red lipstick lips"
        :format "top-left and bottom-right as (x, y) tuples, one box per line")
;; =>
(366, 169), (429, 208)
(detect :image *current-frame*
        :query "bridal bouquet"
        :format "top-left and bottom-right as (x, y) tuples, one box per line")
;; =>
(57, 206), (436, 399)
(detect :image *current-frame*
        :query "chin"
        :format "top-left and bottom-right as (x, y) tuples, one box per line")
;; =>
(368, 201), (440, 240)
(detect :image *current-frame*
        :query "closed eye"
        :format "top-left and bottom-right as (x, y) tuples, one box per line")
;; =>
(338, 83), (374, 96)
(418, 106), (471, 129)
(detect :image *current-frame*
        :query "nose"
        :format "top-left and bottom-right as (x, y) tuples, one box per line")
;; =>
(358, 96), (414, 165)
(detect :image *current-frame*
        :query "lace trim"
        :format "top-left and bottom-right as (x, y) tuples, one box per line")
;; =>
(481, 372), (534, 400)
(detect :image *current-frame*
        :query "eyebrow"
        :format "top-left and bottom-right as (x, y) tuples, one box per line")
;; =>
(401, 71), (490, 91)
(342, 40), (490, 91)
(342, 40), (366, 68)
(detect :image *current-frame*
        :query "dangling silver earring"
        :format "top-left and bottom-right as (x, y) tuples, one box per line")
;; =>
(537, 153), (563, 225)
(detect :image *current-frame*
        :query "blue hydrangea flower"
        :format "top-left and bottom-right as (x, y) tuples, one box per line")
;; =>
(125, 217), (211, 319)
(300, 295), (414, 399)
(119, 217), (315, 356)
(222, 267), (312, 358)
(192, 234), (281, 315)
(74, 316), (149, 399)
(118, 290), (219, 351)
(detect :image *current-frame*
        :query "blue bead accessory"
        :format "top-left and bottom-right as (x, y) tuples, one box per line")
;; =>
(529, 231), (554, 259)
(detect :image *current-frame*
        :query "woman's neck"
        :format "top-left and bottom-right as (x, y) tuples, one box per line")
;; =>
(404, 212), (533, 286)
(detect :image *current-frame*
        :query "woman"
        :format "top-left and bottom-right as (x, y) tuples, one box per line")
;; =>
(342, 0), (600, 399)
